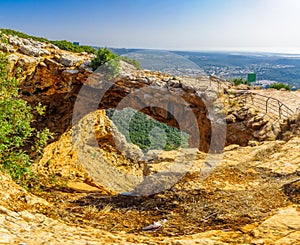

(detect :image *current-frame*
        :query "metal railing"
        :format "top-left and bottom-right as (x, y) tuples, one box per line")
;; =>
(234, 91), (295, 121)
(206, 76), (295, 121)
(209, 76), (231, 92)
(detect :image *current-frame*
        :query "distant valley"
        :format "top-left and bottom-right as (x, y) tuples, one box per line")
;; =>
(111, 48), (300, 90)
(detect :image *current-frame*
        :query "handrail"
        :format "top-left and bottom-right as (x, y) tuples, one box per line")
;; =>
(208, 76), (295, 121)
(209, 76), (231, 92)
(234, 90), (294, 121)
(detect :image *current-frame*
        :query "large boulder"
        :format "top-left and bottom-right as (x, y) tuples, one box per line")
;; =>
(59, 54), (85, 67)
(19, 44), (50, 57)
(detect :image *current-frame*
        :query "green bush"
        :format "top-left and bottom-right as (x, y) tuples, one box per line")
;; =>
(91, 47), (120, 77)
(91, 48), (143, 77)
(119, 56), (142, 70)
(0, 28), (49, 43)
(106, 108), (189, 152)
(91, 48), (118, 69)
(50, 40), (95, 54)
(269, 83), (291, 90)
(0, 28), (96, 54)
(0, 52), (52, 184)
(232, 78), (250, 86)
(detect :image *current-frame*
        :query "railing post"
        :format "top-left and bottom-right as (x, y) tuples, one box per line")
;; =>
(229, 90), (294, 121)
(266, 98), (270, 114)
(278, 102), (282, 119)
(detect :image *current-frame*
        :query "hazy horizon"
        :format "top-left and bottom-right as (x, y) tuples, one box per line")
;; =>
(108, 46), (300, 56)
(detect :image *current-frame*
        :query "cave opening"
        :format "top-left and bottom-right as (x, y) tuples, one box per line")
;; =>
(106, 107), (191, 153)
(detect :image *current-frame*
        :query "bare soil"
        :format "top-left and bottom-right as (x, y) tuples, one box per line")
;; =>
(31, 161), (299, 241)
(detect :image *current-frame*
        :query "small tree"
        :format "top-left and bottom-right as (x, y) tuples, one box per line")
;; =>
(0, 52), (52, 183)
(232, 78), (250, 86)
(91, 48), (118, 70)
(269, 83), (291, 91)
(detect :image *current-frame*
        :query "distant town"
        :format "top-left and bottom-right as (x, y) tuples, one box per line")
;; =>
(112, 48), (300, 90)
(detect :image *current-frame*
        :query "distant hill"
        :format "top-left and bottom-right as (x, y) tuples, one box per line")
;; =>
(111, 48), (300, 90)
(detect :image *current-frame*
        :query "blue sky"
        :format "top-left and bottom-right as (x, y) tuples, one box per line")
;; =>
(1, 0), (300, 53)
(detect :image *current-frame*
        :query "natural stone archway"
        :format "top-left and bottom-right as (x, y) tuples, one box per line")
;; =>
(3, 43), (227, 154)
(7, 39), (291, 153)
(3, 34), (298, 155)
(72, 67), (227, 153)
(11, 52), (289, 154)
(19, 58), (226, 153)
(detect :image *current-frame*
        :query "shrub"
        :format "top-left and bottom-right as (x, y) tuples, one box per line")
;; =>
(0, 52), (52, 184)
(119, 56), (142, 70)
(91, 48), (118, 69)
(50, 40), (96, 54)
(269, 83), (291, 90)
(91, 48), (120, 77)
(0, 28), (49, 43)
(91, 48), (143, 77)
(232, 78), (250, 86)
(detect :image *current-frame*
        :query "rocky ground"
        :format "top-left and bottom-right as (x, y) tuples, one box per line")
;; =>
(1, 33), (300, 244)
(1, 110), (300, 244)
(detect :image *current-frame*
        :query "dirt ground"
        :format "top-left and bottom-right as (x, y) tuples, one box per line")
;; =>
(30, 158), (298, 243)
(2, 137), (300, 244)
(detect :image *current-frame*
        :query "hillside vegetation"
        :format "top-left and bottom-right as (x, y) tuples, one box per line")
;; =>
(0, 28), (96, 54)
(0, 52), (52, 185)
(269, 82), (291, 90)
(106, 108), (189, 151)
(0, 28), (143, 71)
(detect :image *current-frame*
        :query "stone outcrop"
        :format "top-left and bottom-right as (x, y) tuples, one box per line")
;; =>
(1, 133), (300, 244)
(1, 33), (300, 245)
(0, 171), (50, 212)
(36, 109), (144, 193)
(2, 33), (298, 153)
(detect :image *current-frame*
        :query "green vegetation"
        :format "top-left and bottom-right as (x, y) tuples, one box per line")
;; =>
(119, 56), (143, 70)
(0, 28), (95, 54)
(0, 32), (8, 44)
(106, 108), (189, 152)
(1, 28), (142, 72)
(91, 47), (119, 71)
(50, 40), (96, 54)
(0, 28), (49, 43)
(0, 52), (52, 185)
(269, 83), (291, 90)
(91, 48), (142, 77)
(231, 77), (250, 86)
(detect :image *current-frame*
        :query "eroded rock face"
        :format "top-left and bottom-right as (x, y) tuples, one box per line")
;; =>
(2, 34), (298, 153)
(0, 172), (50, 211)
(2, 34), (300, 245)
(4, 39), (224, 152)
(36, 109), (144, 193)
(2, 133), (300, 244)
